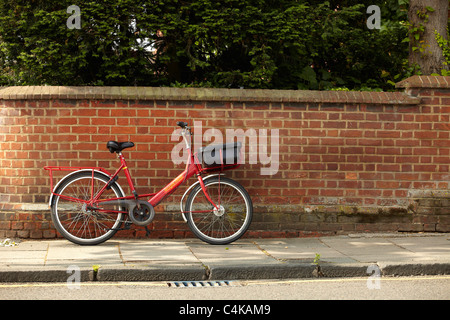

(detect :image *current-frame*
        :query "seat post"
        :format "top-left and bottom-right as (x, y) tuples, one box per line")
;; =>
(118, 152), (137, 196)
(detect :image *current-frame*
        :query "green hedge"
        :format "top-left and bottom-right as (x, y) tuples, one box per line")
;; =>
(0, 0), (409, 90)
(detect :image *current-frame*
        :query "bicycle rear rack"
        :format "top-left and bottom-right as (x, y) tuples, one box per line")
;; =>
(44, 166), (112, 192)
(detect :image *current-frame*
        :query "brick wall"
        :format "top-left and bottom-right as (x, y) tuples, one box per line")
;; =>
(0, 75), (449, 240)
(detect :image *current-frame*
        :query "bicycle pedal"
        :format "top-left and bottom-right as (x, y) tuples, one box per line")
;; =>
(122, 221), (133, 230)
(107, 221), (133, 232)
(124, 221), (133, 228)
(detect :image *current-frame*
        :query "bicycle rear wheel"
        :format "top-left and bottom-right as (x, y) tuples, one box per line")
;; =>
(185, 177), (253, 245)
(50, 171), (125, 245)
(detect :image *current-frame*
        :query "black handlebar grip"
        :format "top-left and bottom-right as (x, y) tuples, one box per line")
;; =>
(177, 121), (188, 128)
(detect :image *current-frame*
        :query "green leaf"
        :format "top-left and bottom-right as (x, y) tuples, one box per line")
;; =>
(299, 66), (317, 83)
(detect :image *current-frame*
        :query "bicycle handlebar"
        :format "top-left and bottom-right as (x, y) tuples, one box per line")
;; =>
(177, 121), (188, 128)
(177, 121), (191, 149)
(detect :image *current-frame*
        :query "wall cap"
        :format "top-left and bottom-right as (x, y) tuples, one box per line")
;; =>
(396, 75), (450, 89)
(0, 85), (420, 105)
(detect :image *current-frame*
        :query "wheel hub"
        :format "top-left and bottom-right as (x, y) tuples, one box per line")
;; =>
(81, 203), (91, 214)
(213, 205), (225, 217)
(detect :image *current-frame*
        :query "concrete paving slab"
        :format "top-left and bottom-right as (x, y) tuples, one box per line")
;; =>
(253, 238), (355, 263)
(118, 240), (200, 265)
(1, 241), (48, 251)
(319, 237), (410, 263)
(45, 240), (122, 266)
(187, 240), (276, 266)
(386, 236), (450, 262)
(0, 241), (48, 267)
(0, 248), (47, 260)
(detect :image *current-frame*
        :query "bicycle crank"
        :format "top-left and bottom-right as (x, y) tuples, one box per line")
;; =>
(128, 200), (155, 226)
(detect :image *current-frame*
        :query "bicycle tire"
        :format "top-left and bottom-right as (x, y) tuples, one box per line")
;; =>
(185, 177), (253, 245)
(50, 171), (125, 245)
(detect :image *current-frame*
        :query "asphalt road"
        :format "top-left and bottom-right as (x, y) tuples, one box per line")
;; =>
(1, 276), (448, 301)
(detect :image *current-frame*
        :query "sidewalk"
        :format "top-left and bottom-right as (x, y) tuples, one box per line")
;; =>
(0, 233), (449, 282)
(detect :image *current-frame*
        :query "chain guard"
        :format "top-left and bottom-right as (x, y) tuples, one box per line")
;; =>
(128, 200), (155, 226)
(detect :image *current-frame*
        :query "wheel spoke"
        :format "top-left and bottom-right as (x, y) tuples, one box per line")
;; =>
(52, 173), (123, 245)
(187, 178), (252, 244)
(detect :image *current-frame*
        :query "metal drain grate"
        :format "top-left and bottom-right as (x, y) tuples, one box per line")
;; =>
(167, 280), (235, 288)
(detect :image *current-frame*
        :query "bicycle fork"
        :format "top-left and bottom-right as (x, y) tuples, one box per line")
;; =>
(197, 174), (220, 210)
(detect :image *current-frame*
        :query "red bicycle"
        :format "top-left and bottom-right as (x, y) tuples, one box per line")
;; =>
(44, 122), (253, 245)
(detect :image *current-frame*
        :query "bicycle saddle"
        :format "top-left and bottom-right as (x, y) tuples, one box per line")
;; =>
(107, 141), (135, 153)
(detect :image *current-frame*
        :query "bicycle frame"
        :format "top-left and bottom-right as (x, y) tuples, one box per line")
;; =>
(98, 147), (218, 210)
(44, 135), (227, 216)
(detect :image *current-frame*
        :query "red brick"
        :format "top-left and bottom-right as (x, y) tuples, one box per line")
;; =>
(0, 78), (449, 239)
(11, 222), (24, 230)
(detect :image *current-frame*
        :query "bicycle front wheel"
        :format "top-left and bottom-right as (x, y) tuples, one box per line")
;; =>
(185, 177), (253, 245)
(50, 171), (125, 245)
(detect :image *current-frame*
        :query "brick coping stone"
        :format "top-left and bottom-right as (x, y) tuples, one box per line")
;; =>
(0, 85), (421, 105)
